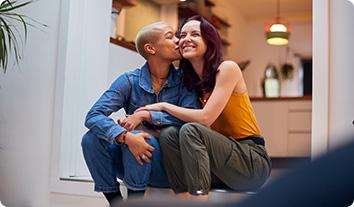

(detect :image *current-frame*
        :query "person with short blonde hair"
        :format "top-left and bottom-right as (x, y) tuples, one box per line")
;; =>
(82, 21), (199, 206)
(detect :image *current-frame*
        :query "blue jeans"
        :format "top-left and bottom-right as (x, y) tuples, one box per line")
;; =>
(81, 130), (170, 192)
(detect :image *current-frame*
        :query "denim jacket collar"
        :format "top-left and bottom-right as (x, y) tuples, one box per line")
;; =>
(139, 62), (181, 94)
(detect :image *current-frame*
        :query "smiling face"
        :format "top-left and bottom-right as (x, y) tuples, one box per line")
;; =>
(179, 20), (207, 61)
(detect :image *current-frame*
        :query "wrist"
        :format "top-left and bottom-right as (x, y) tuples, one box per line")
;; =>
(139, 110), (151, 122)
(116, 131), (127, 144)
(124, 132), (134, 146)
(161, 103), (167, 111)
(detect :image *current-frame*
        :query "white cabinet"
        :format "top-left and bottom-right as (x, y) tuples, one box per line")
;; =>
(252, 98), (312, 157)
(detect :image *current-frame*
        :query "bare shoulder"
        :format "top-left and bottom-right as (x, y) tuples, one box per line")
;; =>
(218, 60), (241, 75)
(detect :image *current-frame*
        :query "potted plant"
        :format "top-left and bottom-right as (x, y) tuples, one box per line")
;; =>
(281, 63), (294, 80)
(0, 0), (46, 72)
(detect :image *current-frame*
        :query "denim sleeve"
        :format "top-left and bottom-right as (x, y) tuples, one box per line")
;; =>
(150, 86), (200, 127)
(84, 73), (130, 143)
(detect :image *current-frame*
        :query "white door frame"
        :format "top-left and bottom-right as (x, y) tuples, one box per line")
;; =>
(49, 0), (111, 196)
(311, 0), (330, 158)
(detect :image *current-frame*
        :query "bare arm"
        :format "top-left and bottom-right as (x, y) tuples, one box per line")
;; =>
(139, 61), (243, 127)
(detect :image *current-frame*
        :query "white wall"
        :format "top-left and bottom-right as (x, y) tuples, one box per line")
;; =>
(328, 0), (354, 148)
(108, 44), (145, 84)
(312, 0), (354, 157)
(124, 0), (161, 42)
(160, 4), (178, 31)
(212, 0), (249, 61)
(0, 0), (61, 206)
(0, 0), (114, 206)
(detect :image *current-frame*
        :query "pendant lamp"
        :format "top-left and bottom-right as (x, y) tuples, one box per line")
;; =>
(265, 0), (290, 45)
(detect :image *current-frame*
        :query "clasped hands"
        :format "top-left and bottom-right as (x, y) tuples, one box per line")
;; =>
(116, 103), (165, 165)
(118, 102), (166, 131)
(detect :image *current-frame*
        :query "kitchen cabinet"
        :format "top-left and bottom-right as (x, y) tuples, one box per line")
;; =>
(251, 97), (312, 157)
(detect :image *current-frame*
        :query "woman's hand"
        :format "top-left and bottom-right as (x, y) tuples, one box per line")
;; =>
(118, 114), (142, 131)
(118, 110), (150, 131)
(136, 102), (166, 112)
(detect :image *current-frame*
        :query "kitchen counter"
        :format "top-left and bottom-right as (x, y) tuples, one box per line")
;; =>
(251, 98), (312, 157)
(250, 95), (312, 102)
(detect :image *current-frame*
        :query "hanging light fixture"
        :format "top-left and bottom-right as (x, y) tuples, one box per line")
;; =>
(265, 0), (290, 45)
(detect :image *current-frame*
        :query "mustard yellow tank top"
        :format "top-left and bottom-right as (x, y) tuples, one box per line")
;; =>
(203, 92), (261, 139)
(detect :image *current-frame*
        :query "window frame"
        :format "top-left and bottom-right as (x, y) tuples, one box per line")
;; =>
(49, 0), (111, 197)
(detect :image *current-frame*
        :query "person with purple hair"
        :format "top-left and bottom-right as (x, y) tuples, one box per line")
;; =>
(137, 15), (271, 200)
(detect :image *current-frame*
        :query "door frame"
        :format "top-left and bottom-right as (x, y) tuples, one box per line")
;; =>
(311, 0), (330, 158)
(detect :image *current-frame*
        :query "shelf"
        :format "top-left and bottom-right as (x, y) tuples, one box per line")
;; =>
(178, 0), (231, 51)
(205, 0), (215, 7)
(237, 60), (250, 71)
(211, 14), (231, 27)
(250, 96), (312, 102)
(221, 38), (231, 46)
(110, 37), (136, 52)
(178, 7), (220, 29)
(178, 6), (199, 20)
(112, 0), (135, 10)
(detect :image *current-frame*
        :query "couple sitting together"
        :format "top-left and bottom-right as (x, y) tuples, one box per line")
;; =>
(81, 15), (272, 206)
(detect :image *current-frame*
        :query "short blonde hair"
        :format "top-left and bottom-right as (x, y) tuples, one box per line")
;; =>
(135, 21), (165, 59)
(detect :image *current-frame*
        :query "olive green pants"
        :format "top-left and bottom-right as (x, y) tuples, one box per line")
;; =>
(159, 122), (271, 195)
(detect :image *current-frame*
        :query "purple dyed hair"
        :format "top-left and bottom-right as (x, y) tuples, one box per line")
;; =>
(178, 15), (223, 96)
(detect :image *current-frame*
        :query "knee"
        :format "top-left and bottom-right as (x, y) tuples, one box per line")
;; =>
(180, 122), (203, 137)
(159, 126), (179, 146)
(179, 122), (204, 144)
(126, 130), (160, 149)
(146, 135), (159, 149)
(81, 131), (98, 150)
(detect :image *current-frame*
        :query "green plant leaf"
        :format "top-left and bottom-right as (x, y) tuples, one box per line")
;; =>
(281, 63), (294, 80)
(6, 22), (22, 67)
(0, 28), (9, 71)
(0, 0), (46, 73)
(0, 1), (31, 13)
(0, 0), (14, 10)
(1, 15), (21, 69)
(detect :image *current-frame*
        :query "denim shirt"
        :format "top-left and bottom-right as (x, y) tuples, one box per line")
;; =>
(85, 62), (200, 143)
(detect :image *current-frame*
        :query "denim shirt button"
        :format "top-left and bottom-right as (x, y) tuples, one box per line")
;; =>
(156, 121), (161, 125)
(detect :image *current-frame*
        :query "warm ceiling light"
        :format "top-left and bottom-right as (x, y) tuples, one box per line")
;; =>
(179, 0), (187, 2)
(270, 24), (288, 32)
(265, 0), (290, 46)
